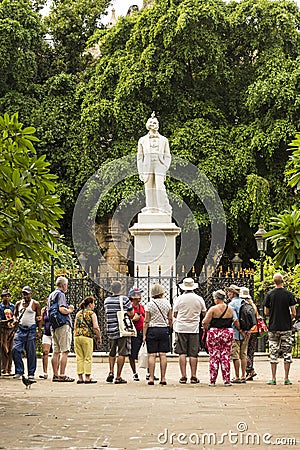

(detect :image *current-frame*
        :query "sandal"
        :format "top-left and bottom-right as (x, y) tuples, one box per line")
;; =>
(106, 372), (114, 383)
(58, 375), (75, 382)
(39, 374), (48, 379)
(159, 381), (167, 385)
(77, 380), (84, 384)
(190, 376), (200, 384)
(179, 377), (187, 384)
(231, 378), (241, 384)
(52, 375), (60, 382)
(85, 379), (97, 384)
(114, 377), (127, 384)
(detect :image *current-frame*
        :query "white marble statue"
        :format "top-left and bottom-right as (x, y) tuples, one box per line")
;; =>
(137, 112), (172, 214)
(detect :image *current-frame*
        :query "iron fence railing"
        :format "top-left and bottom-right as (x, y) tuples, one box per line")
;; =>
(65, 273), (259, 352)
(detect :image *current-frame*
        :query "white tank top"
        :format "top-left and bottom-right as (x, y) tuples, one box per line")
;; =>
(19, 299), (36, 327)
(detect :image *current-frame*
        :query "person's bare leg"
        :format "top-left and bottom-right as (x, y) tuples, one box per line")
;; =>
(284, 362), (291, 381)
(51, 352), (60, 377)
(271, 362), (277, 380)
(42, 343), (51, 377)
(116, 356), (125, 379)
(233, 359), (240, 378)
(179, 354), (187, 378)
(159, 353), (167, 382)
(189, 356), (198, 378)
(241, 357), (247, 379)
(148, 353), (156, 382)
(59, 351), (69, 376)
(108, 355), (116, 374)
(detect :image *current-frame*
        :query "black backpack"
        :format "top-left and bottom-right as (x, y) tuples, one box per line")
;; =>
(239, 300), (256, 331)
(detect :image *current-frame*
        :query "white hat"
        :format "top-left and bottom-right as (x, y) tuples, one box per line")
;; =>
(179, 277), (198, 291)
(239, 287), (251, 299)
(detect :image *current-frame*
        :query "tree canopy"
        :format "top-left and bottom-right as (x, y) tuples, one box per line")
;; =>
(1, 0), (300, 268)
(0, 112), (63, 262)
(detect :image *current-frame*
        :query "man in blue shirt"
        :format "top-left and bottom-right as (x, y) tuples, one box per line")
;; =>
(228, 285), (249, 383)
(48, 276), (75, 382)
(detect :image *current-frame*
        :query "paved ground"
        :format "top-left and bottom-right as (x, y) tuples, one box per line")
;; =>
(0, 354), (300, 450)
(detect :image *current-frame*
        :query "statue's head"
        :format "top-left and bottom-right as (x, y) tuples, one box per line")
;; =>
(146, 111), (159, 131)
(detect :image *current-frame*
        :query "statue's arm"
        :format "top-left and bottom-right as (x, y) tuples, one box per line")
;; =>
(137, 138), (146, 182)
(163, 137), (171, 170)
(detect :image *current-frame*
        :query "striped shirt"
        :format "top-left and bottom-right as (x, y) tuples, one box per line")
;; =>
(104, 295), (133, 339)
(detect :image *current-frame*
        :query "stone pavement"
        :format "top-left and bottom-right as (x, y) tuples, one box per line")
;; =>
(0, 354), (300, 450)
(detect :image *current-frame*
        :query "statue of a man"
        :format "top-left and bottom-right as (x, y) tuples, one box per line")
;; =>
(137, 112), (172, 214)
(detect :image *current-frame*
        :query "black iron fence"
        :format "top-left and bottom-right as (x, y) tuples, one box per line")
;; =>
(65, 272), (261, 352)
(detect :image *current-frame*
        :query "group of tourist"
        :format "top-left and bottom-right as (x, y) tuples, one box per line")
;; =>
(0, 272), (297, 386)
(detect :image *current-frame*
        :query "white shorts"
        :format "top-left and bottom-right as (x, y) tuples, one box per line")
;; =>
(42, 334), (52, 346)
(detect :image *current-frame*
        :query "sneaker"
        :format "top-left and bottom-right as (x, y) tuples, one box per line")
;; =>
(284, 379), (292, 385)
(133, 373), (139, 381)
(146, 374), (159, 381)
(224, 382), (232, 386)
(13, 374), (22, 380)
(208, 382), (216, 386)
(28, 375), (35, 380)
(267, 379), (276, 385)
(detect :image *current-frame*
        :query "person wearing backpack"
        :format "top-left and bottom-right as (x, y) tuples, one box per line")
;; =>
(239, 287), (258, 381)
(227, 285), (249, 383)
(48, 276), (75, 382)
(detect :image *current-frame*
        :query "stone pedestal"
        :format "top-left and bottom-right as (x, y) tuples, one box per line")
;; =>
(129, 213), (181, 277)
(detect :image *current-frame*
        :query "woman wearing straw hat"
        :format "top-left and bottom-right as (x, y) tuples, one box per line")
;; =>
(143, 284), (172, 385)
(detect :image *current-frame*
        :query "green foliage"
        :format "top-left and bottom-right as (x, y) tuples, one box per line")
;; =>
(285, 132), (300, 190)
(1, 0), (300, 267)
(45, 0), (110, 73)
(0, 112), (64, 262)
(0, 0), (48, 96)
(0, 240), (77, 306)
(252, 255), (300, 304)
(265, 207), (300, 267)
(0, 257), (50, 306)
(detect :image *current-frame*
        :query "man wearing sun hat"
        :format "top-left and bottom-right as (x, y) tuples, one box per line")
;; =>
(173, 277), (206, 384)
(227, 284), (249, 383)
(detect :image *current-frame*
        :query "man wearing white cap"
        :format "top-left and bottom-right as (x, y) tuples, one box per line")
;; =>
(173, 278), (206, 384)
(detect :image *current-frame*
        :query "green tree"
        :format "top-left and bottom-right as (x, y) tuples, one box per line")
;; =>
(285, 133), (300, 191)
(0, 0), (51, 119)
(45, 0), (110, 73)
(265, 208), (300, 267)
(76, 0), (300, 264)
(0, 112), (64, 262)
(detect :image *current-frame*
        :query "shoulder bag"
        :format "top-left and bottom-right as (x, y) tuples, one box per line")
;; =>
(117, 296), (137, 337)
